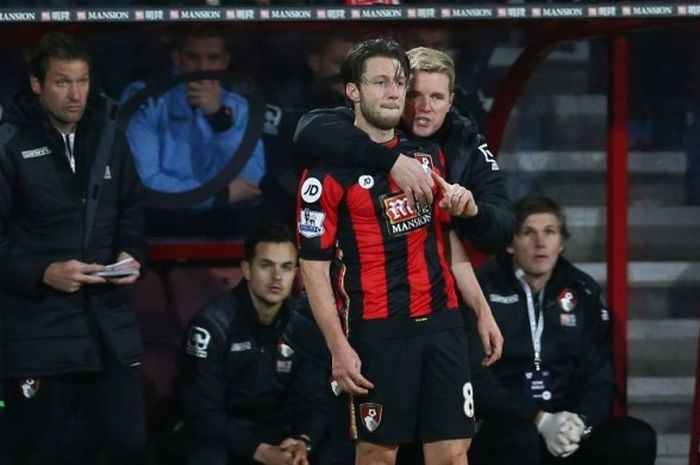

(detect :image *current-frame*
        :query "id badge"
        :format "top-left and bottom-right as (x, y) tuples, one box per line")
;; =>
(523, 370), (552, 401)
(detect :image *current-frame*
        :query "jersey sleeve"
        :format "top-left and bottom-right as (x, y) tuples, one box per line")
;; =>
(296, 166), (345, 261)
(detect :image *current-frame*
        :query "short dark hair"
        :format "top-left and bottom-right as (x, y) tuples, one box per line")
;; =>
(244, 224), (296, 262)
(171, 29), (232, 54)
(30, 32), (91, 83)
(340, 37), (409, 86)
(513, 196), (570, 240)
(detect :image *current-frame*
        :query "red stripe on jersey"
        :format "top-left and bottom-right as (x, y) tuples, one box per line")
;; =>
(407, 228), (432, 317)
(351, 186), (389, 320)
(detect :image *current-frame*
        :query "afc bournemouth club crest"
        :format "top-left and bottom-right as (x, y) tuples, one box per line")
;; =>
(360, 403), (383, 432)
(19, 378), (40, 399)
(557, 289), (577, 312)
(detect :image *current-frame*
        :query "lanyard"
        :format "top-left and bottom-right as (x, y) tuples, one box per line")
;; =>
(63, 133), (75, 173)
(515, 268), (545, 371)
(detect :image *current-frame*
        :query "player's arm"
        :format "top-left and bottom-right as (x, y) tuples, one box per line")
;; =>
(294, 108), (433, 208)
(296, 169), (373, 395)
(446, 230), (502, 366)
(300, 260), (372, 395)
(443, 110), (515, 253)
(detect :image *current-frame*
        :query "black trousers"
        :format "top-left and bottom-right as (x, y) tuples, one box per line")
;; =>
(2, 364), (146, 465)
(468, 415), (657, 465)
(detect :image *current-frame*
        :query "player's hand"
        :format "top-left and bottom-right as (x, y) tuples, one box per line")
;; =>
(279, 438), (309, 465)
(476, 308), (503, 366)
(186, 79), (223, 115)
(431, 171), (478, 218)
(106, 251), (141, 285)
(253, 443), (298, 465)
(43, 259), (106, 293)
(227, 178), (262, 204)
(330, 340), (374, 395)
(390, 154), (434, 210)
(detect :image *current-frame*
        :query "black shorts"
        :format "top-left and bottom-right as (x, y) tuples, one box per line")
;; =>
(349, 326), (475, 444)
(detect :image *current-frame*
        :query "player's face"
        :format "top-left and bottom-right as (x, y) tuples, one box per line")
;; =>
(404, 70), (453, 138)
(508, 213), (564, 280)
(173, 36), (230, 72)
(347, 56), (406, 131)
(243, 241), (297, 309)
(30, 58), (89, 134)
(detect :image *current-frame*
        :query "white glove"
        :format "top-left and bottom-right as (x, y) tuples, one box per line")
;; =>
(536, 411), (582, 457)
(561, 413), (586, 443)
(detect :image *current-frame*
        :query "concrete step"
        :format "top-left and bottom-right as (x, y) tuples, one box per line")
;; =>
(629, 319), (699, 377)
(577, 261), (700, 319)
(654, 434), (691, 464)
(499, 150), (688, 205)
(628, 377), (694, 434)
(503, 94), (607, 150)
(564, 206), (700, 262)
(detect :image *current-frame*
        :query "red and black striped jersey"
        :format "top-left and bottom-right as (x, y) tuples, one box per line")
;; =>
(297, 135), (459, 330)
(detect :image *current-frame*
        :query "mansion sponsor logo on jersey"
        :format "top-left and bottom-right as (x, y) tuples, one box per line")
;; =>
(380, 192), (432, 236)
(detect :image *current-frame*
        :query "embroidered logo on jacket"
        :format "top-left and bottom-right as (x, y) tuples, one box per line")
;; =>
(230, 341), (252, 352)
(489, 293), (519, 304)
(21, 146), (51, 159)
(185, 326), (211, 358)
(19, 378), (40, 399)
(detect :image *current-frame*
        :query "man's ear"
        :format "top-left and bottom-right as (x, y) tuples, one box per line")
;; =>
(506, 244), (514, 255)
(29, 76), (42, 96)
(346, 82), (360, 103)
(241, 260), (251, 281)
(448, 92), (455, 109)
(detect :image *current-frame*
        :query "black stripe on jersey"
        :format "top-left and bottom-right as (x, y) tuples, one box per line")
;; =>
(377, 190), (410, 320)
(336, 199), (366, 326)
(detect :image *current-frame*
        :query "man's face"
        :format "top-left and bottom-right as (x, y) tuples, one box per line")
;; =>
(243, 241), (297, 309)
(309, 38), (354, 97)
(403, 70), (453, 138)
(508, 212), (564, 281)
(173, 36), (230, 72)
(30, 58), (89, 133)
(347, 56), (406, 131)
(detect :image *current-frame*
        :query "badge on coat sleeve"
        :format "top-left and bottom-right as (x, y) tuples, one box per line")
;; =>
(360, 403), (383, 432)
(557, 289), (577, 312)
(185, 326), (211, 358)
(19, 378), (40, 399)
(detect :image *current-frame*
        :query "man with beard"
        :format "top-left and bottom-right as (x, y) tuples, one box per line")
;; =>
(297, 38), (500, 465)
(294, 46), (513, 255)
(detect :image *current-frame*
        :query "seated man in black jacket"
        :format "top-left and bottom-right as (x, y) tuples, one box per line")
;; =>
(179, 225), (329, 465)
(469, 196), (656, 465)
(293, 46), (513, 255)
